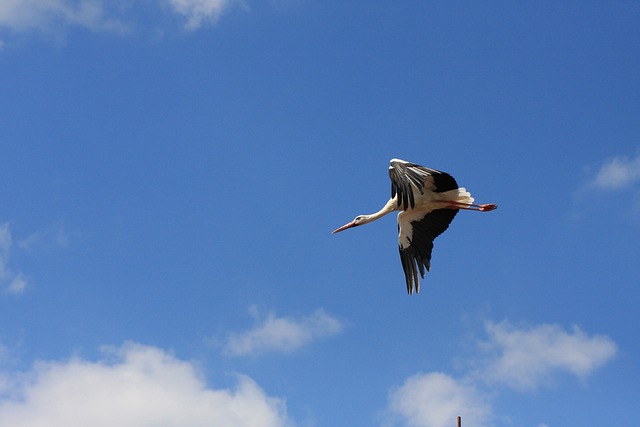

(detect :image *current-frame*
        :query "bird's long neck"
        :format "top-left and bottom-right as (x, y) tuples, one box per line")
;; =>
(363, 197), (399, 224)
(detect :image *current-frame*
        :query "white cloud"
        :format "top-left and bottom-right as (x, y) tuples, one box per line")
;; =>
(0, 342), (290, 427)
(166, 0), (235, 30)
(386, 320), (617, 426)
(0, 223), (27, 295)
(0, 0), (241, 40)
(0, 0), (129, 35)
(573, 149), (640, 219)
(6, 274), (27, 295)
(387, 372), (492, 427)
(0, 223), (11, 282)
(478, 321), (617, 391)
(592, 151), (640, 189)
(18, 225), (69, 252)
(223, 307), (344, 356)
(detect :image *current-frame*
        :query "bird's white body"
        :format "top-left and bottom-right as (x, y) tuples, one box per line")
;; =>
(397, 187), (473, 250)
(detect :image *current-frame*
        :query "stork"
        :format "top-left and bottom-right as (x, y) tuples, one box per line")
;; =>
(332, 159), (497, 294)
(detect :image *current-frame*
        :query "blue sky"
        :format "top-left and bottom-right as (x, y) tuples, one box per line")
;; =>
(1, 1), (639, 426)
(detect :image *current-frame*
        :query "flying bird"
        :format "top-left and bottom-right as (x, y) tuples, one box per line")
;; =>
(333, 159), (497, 294)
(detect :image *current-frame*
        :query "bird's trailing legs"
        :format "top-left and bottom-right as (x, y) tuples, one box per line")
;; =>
(447, 201), (498, 211)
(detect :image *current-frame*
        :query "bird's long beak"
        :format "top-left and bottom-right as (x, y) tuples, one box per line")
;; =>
(332, 221), (357, 234)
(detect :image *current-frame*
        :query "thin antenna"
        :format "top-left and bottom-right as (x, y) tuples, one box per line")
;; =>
(457, 416), (461, 427)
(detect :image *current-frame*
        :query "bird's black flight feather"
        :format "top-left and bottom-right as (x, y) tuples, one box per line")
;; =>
(389, 160), (458, 210)
(399, 208), (458, 293)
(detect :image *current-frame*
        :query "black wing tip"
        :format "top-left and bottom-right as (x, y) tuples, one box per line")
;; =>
(400, 247), (428, 295)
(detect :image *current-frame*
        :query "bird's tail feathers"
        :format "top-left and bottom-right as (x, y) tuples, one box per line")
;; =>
(448, 187), (474, 204)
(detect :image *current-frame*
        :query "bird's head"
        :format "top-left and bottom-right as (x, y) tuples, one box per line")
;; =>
(332, 215), (370, 234)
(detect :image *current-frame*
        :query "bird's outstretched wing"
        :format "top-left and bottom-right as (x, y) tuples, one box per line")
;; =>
(389, 159), (459, 210)
(398, 208), (458, 294)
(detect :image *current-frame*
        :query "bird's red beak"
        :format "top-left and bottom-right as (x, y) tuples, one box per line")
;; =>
(332, 221), (357, 234)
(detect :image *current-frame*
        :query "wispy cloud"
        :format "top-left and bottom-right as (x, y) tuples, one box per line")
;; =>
(165, 0), (236, 30)
(0, 223), (27, 296)
(573, 149), (640, 219)
(0, 0), (130, 35)
(388, 373), (492, 427)
(386, 320), (617, 427)
(223, 307), (344, 356)
(18, 225), (69, 252)
(0, 0), (242, 45)
(478, 321), (617, 391)
(5, 274), (27, 295)
(0, 342), (290, 427)
(0, 223), (11, 282)
(592, 151), (640, 190)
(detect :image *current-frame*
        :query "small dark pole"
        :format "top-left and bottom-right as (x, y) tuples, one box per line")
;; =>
(457, 416), (461, 427)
